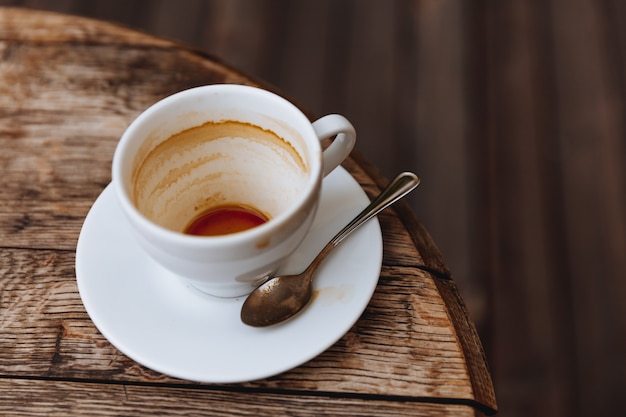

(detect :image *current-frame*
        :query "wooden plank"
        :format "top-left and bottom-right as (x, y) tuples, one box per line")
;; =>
(474, 1), (581, 415)
(0, 378), (479, 417)
(195, 0), (278, 82)
(549, 0), (626, 414)
(259, 0), (333, 114)
(339, 0), (397, 177)
(475, 0), (626, 415)
(0, 248), (473, 401)
(0, 5), (170, 46)
(410, 0), (476, 299)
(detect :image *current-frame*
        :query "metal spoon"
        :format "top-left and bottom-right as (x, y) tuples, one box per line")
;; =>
(241, 171), (420, 327)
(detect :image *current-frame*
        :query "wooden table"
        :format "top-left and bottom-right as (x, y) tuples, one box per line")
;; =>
(0, 8), (496, 416)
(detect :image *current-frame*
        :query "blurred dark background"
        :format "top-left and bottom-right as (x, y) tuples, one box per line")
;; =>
(1, 1), (624, 415)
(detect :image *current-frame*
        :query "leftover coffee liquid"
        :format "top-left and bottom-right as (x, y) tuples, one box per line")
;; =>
(184, 205), (269, 236)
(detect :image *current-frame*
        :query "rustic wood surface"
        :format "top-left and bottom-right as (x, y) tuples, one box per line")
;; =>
(0, 7), (496, 416)
(474, 1), (626, 415)
(2, 1), (625, 414)
(1, 379), (479, 417)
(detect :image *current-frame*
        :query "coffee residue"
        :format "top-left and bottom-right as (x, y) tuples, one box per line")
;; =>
(131, 119), (309, 232)
(184, 204), (269, 236)
(133, 120), (306, 204)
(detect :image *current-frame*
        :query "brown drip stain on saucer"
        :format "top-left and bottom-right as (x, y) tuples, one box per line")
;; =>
(311, 284), (355, 304)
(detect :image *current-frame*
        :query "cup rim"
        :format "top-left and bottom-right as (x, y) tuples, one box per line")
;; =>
(111, 84), (322, 248)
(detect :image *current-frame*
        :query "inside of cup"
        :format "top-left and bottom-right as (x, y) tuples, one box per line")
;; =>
(132, 119), (310, 233)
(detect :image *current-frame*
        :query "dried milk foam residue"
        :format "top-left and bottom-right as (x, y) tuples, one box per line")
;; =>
(132, 120), (309, 232)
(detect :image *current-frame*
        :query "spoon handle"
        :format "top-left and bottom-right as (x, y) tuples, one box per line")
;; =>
(304, 172), (420, 275)
(331, 171), (420, 246)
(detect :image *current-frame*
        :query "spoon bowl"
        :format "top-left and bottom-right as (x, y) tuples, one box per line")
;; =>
(241, 172), (420, 327)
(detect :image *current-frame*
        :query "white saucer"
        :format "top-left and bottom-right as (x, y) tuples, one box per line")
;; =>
(75, 167), (382, 383)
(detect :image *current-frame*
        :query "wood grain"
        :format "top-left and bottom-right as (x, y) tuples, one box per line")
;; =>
(0, 379), (479, 417)
(0, 7), (496, 416)
(474, 0), (626, 415)
(5, 1), (624, 415)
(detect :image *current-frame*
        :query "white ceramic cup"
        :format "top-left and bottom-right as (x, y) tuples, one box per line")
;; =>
(112, 84), (356, 297)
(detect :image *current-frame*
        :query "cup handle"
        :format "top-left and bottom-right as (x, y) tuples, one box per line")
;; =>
(312, 114), (356, 177)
